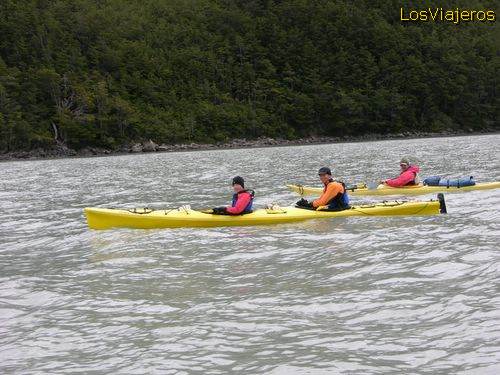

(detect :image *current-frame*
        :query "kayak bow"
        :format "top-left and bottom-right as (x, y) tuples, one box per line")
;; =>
(287, 181), (500, 197)
(84, 195), (446, 230)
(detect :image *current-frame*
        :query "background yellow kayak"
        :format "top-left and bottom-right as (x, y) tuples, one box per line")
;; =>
(85, 197), (445, 230)
(287, 182), (500, 196)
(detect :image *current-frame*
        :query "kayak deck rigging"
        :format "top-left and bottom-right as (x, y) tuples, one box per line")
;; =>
(287, 181), (500, 197)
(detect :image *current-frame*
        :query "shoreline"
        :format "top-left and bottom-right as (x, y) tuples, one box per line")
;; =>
(1, 130), (498, 162)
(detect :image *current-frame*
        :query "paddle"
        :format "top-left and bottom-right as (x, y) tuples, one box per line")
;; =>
(367, 181), (382, 190)
(345, 181), (384, 191)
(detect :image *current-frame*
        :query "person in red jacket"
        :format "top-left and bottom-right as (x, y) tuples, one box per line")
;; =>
(212, 176), (254, 215)
(382, 158), (420, 187)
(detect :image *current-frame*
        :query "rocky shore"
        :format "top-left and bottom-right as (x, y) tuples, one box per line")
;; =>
(0, 129), (496, 162)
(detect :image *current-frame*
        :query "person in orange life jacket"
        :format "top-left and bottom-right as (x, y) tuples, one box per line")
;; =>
(212, 176), (255, 215)
(296, 167), (350, 210)
(380, 158), (421, 187)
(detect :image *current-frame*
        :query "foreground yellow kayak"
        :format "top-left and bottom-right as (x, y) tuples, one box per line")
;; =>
(85, 196), (446, 230)
(287, 181), (500, 197)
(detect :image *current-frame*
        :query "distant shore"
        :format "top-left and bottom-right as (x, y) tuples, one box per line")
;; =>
(1, 129), (498, 162)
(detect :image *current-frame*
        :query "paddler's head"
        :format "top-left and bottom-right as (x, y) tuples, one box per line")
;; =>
(232, 176), (245, 192)
(400, 158), (410, 172)
(318, 167), (332, 185)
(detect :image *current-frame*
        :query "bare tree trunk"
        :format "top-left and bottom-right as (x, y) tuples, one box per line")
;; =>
(51, 121), (59, 142)
(51, 121), (66, 145)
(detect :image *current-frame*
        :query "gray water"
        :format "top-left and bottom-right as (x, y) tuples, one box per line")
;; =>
(1, 134), (499, 374)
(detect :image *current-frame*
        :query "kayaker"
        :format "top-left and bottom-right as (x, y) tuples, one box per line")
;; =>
(212, 176), (255, 215)
(381, 158), (420, 187)
(296, 167), (350, 210)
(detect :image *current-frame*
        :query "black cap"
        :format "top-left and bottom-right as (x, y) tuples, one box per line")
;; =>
(232, 176), (245, 187)
(318, 167), (332, 175)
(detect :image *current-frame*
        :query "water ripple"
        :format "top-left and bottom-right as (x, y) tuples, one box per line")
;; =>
(0, 135), (499, 374)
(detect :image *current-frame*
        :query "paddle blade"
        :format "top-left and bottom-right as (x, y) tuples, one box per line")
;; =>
(367, 182), (380, 190)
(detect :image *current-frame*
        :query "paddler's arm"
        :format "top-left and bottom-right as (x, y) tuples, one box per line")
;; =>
(312, 183), (342, 208)
(384, 170), (415, 187)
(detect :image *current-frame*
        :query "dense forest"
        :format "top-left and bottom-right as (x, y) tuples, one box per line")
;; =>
(0, 0), (498, 152)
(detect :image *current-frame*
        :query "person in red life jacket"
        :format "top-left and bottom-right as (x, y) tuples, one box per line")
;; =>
(382, 158), (421, 187)
(212, 176), (255, 215)
(296, 167), (350, 211)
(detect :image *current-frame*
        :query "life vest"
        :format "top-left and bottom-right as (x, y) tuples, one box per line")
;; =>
(231, 189), (255, 213)
(405, 172), (420, 185)
(325, 180), (350, 210)
(404, 166), (420, 185)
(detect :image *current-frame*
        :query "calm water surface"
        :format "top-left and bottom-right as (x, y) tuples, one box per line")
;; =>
(1, 135), (499, 374)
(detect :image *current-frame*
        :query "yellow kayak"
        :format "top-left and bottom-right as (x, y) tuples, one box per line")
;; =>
(85, 196), (445, 230)
(287, 181), (500, 197)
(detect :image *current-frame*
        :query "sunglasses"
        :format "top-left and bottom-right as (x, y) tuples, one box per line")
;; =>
(400, 164), (409, 167)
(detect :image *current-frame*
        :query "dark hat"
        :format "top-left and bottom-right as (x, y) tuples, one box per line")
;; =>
(232, 176), (245, 187)
(318, 167), (332, 175)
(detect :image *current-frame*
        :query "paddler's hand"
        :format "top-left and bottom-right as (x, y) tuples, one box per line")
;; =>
(212, 207), (227, 215)
(296, 198), (313, 208)
(296, 198), (307, 207)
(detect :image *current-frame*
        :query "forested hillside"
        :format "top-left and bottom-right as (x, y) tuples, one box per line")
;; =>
(0, 0), (498, 152)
